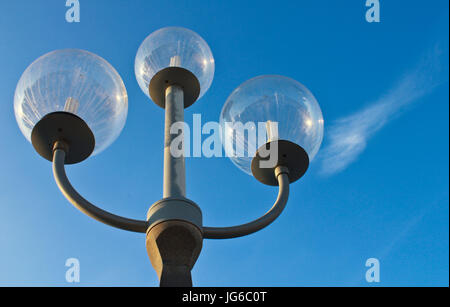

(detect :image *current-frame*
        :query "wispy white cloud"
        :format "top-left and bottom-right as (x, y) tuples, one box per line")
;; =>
(320, 44), (447, 176)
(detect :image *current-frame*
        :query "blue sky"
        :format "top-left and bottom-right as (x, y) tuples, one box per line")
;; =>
(0, 0), (448, 286)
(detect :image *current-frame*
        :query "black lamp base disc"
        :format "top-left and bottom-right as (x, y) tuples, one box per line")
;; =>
(251, 140), (309, 186)
(149, 67), (201, 109)
(31, 111), (95, 164)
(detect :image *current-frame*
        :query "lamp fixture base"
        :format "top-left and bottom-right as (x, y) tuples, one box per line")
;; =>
(251, 140), (309, 186)
(149, 67), (200, 109)
(31, 111), (95, 164)
(146, 197), (203, 287)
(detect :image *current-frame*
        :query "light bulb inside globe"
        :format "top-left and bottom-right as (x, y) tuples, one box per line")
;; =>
(135, 27), (215, 108)
(14, 49), (128, 164)
(64, 97), (80, 114)
(266, 120), (279, 142)
(220, 75), (324, 185)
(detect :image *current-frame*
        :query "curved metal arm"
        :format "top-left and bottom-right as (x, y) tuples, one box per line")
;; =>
(202, 166), (290, 239)
(52, 147), (148, 233)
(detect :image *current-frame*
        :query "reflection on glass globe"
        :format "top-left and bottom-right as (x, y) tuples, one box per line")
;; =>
(220, 75), (324, 175)
(14, 49), (128, 155)
(135, 27), (214, 100)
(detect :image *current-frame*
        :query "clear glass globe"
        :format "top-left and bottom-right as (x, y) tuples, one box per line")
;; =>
(220, 75), (324, 175)
(14, 49), (128, 155)
(135, 27), (215, 99)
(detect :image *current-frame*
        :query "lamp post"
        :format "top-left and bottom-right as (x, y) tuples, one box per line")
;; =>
(14, 27), (324, 287)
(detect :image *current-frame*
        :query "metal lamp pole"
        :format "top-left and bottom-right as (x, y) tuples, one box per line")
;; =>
(18, 29), (320, 287)
(33, 71), (305, 286)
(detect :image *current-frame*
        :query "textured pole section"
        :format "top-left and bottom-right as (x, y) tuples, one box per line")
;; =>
(163, 85), (186, 198)
(146, 220), (202, 287)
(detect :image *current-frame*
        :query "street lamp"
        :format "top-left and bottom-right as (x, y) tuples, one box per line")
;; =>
(14, 27), (324, 287)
